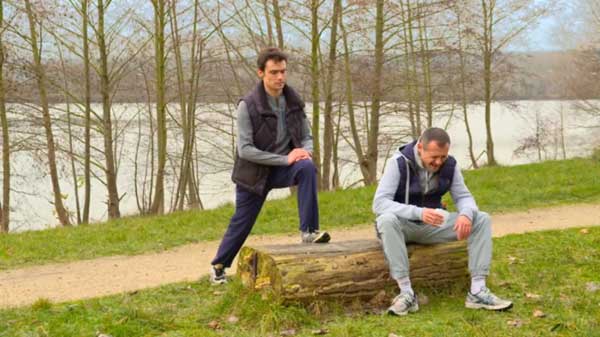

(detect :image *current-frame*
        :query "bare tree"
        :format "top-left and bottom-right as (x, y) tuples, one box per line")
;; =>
(23, 0), (71, 226)
(0, 0), (9, 232)
(365, 0), (385, 185)
(320, 0), (341, 190)
(95, 0), (121, 218)
(79, 0), (92, 223)
(169, 0), (206, 211)
(452, 0), (479, 168)
(471, 0), (548, 165)
(148, 0), (168, 215)
(309, 0), (322, 188)
(272, 0), (284, 49)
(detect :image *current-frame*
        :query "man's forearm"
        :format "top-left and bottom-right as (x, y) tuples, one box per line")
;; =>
(237, 101), (288, 166)
(450, 166), (478, 220)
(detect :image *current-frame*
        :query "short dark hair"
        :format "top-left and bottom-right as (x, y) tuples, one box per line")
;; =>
(420, 127), (451, 149)
(257, 47), (288, 71)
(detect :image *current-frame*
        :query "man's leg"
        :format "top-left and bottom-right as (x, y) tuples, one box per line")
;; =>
(268, 159), (318, 232)
(411, 211), (492, 279)
(375, 213), (420, 315)
(411, 211), (511, 310)
(211, 186), (267, 269)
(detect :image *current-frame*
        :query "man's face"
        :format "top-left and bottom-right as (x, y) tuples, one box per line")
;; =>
(417, 140), (449, 173)
(258, 59), (287, 94)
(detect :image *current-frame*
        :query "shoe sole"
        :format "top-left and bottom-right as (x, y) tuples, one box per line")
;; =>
(210, 278), (227, 285)
(387, 305), (419, 316)
(312, 232), (331, 243)
(465, 301), (513, 311)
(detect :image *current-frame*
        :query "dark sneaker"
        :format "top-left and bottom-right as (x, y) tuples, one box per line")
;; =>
(388, 292), (419, 316)
(465, 287), (513, 311)
(301, 231), (331, 243)
(210, 264), (227, 285)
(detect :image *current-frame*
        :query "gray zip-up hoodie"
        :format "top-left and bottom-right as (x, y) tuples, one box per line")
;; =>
(372, 145), (478, 222)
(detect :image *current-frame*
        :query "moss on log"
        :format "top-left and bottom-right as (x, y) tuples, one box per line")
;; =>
(237, 239), (468, 303)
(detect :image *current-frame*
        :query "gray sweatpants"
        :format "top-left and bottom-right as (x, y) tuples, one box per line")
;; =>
(375, 211), (492, 280)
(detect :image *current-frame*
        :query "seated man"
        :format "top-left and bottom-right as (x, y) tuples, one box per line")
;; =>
(372, 127), (512, 315)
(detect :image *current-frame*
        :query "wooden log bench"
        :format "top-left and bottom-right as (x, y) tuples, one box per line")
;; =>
(237, 239), (468, 303)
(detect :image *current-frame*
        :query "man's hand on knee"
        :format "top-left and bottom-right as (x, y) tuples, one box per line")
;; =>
(287, 148), (311, 165)
(453, 215), (472, 240)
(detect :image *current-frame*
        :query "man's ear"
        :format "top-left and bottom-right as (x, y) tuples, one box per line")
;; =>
(257, 69), (264, 78)
(417, 141), (423, 152)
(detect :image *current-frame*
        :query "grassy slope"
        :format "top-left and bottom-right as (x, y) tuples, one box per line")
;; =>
(1, 226), (599, 336)
(0, 158), (599, 270)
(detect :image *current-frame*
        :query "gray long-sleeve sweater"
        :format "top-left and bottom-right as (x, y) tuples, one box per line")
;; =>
(237, 95), (313, 166)
(372, 145), (478, 221)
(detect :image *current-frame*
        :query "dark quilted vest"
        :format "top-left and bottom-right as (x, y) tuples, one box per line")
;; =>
(393, 140), (456, 208)
(231, 81), (306, 195)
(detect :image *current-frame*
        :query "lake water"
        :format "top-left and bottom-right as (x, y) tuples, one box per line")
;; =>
(3, 100), (598, 232)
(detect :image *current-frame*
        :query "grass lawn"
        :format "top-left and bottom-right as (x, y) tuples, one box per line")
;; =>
(1, 226), (599, 336)
(1, 158), (599, 270)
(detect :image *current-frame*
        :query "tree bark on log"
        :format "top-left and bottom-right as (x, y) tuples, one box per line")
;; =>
(238, 239), (468, 303)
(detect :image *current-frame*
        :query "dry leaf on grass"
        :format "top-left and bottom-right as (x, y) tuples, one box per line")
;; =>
(207, 320), (220, 330)
(533, 309), (546, 318)
(312, 328), (329, 335)
(525, 293), (541, 299)
(507, 319), (523, 328)
(579, 228), (589, 234)
(280, 329), (297, 336)
(227, 315), (239, 324)
(586, 282), (600, 292)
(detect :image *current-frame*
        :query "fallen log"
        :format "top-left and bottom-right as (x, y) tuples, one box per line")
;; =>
(237, 239), (468, 303)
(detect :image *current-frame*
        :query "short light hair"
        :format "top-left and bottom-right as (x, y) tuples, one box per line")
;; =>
(420, 127), (450, 149)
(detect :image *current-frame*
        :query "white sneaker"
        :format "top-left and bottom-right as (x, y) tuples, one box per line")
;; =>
(301, 231), (331, 243)
(388, 292), (419, 316)
(465, 287), (513, 311)
(210, 264), (227, 285)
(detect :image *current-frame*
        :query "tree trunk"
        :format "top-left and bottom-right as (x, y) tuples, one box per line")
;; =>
(273, 0), (284, 49)
(309, 0), (322, 189)
(339, 10), (369, 183)
(417, 4), (433, 127)
(262, 0), (274, 46)
(399, 1), (417, 139)
(406, 0), (422, 136)
(24, 0), (71, 226)
(0, 0), (9, 232)
(149, 0), (167, 215)
(82, 0), (92, 224)
(321, 0), (341, 191)
(455, 3), (478, 169)
(365, 0), (385, 185)
(482, 0), (497, 166)
(97, 0), (121, 218)
(58, 44), (82, 224)
(559, 105), (566, 159)
(238, 239), (468, 303)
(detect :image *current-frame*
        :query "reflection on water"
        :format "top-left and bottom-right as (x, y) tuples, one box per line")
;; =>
(4, 100), (597, 232)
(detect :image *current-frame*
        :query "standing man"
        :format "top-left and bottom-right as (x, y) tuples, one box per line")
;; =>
(373, 127), (512, 315)
(210, 48), (330, 284)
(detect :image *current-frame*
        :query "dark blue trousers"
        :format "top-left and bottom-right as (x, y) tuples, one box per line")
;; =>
(211, 159), (319, 268)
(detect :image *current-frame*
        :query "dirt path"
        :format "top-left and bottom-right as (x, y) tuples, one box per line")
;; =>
(1, 203), (599, 309)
